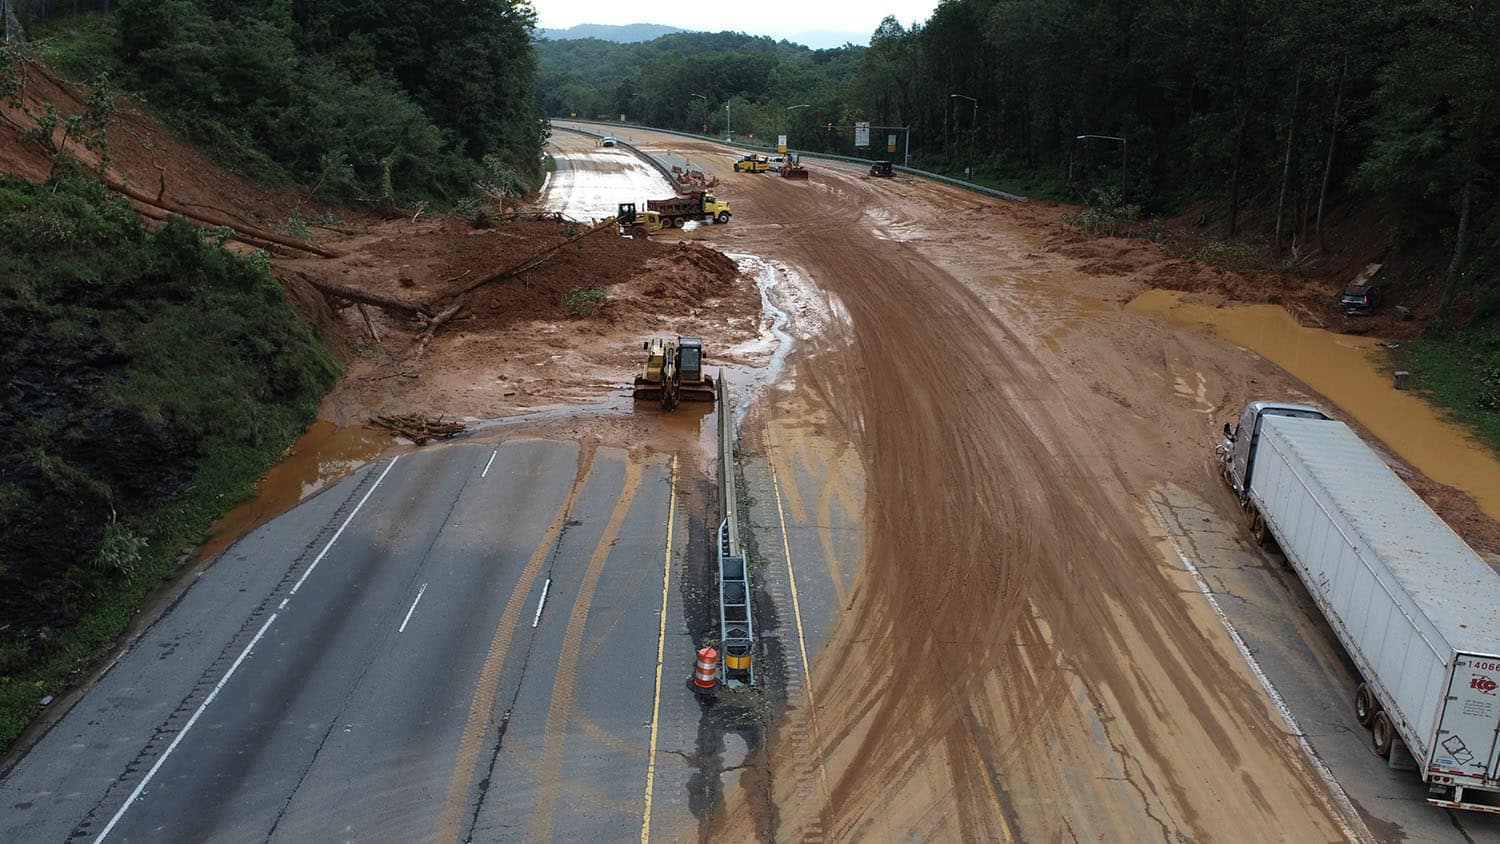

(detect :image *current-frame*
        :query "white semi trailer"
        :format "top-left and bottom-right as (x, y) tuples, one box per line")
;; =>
(1220, 401), (1500, 813)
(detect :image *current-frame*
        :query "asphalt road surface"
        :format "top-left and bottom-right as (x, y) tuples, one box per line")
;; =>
(1, 439), (745, 841)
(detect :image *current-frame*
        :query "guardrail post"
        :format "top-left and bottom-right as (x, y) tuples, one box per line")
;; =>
(716, 372), (754, 685)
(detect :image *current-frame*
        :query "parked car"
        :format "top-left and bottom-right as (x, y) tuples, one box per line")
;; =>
(869, 160), (894, 177)
(600, 136), (617, 147)
(767, 155), (787, 172)
(1339, 282), (1379, 315)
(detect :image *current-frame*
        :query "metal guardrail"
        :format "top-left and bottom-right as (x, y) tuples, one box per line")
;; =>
(550, 124), (682, 188)
(718, 372), (740, 557)
(715, 372), (754, 685)
(551, 119), (1027, 203)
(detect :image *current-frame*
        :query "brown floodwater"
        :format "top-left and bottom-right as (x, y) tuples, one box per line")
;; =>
(1127, 289), (1500, 522)
(197, 422), (392, 559)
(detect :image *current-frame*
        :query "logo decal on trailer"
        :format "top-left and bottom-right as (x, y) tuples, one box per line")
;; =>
(1471, 674), (1498, 695)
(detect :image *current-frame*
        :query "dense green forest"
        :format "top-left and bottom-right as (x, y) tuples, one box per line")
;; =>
(0, 170), (336, 747)
(542, 1), (1496, 322)
(25, 0), (545, 204)
(534, 32), (865, 151)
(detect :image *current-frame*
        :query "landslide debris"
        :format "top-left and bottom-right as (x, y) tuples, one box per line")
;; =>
(301, 217), (762, 423)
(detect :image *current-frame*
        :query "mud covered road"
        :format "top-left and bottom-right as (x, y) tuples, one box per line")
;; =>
(567, 124), (1500, 841)
(6, 118), (1498, 842)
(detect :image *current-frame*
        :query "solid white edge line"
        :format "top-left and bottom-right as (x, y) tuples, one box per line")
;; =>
(481, 450), (497, 478)
(532, 578), (552, 629)
(93, 612), (280, 843)
(94, 455), (401, 840)
(1146, 496), (1371, 843)
(289, 455), (400, 596)
(398, 583), (428, 633)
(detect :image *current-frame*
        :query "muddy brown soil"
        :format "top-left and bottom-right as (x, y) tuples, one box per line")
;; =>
(2, 60), (760, 430)
(1046, 223), (1428, 339)
(603, 130), (1491, 839)
(0, 58), (309, 229)
(281, 215), (760, 425)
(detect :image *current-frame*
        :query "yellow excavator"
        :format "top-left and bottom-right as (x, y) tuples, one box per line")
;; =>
(633, 336), (716, 411)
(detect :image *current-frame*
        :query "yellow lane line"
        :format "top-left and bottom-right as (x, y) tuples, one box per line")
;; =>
(528, 458), (644, 841)
(435, 452), (597, 843)
(639, 455), (678, 843)
(768, 455), (830, 803)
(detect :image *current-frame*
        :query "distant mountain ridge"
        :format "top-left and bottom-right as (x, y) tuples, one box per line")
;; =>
(539, 23), (687, 43)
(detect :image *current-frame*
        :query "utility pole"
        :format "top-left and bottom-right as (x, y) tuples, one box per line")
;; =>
(951, 93), (977, 178)
(690, 93), (707, 134)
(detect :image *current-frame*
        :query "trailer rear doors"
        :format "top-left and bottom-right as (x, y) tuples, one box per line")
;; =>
(1433, 654), (1500, 782)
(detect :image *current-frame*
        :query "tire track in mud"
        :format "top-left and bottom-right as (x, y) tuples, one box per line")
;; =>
(691, 155), (1359, 838)
(526, 458), (643, 839)
(435, 443), (598, 843)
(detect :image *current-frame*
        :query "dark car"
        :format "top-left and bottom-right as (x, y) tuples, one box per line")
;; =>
(869, 160), (894, 177)
(1339, 283), (1379, 315)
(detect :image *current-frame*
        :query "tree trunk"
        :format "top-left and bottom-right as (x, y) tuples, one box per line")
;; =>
(1438, 175), (1474, 327)
(1316, 55), (1348, 254)
(1439, 98), (1490, 327)
(1273, 63), (1303, 258)
(1228, 113), (1247, 237)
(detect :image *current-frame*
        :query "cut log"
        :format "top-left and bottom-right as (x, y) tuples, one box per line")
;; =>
(371, 414), (465, 445)
(130, 201), (299, 257)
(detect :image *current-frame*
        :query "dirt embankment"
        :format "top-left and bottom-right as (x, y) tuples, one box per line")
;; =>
(284, 216), (758, 424)
(3, 58), (760, 429)
(1034, 197), (1454, 341)
(0, 58), (304, 229)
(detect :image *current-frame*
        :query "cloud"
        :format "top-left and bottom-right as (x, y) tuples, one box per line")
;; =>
(530, 2), (938, 45)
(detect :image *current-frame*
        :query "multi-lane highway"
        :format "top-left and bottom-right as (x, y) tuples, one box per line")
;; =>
(1, 135), (859, 843)
(4, 443), (697, 841)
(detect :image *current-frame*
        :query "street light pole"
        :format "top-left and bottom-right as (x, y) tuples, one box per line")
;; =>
(1075, 134), (1128, 196)
(780, 103), (811, 148)
(950, 93), (978, 178)
(725, 102), (731, 139)
(690, 93), (707, 133)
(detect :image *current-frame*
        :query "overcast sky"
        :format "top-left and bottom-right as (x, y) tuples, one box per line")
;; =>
(531, 1), (940, 48)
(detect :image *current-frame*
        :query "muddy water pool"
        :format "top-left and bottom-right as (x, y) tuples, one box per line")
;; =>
(1128, 289), (1500, 522)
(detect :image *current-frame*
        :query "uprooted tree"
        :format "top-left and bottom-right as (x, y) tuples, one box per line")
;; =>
(0, 45), (115, 175)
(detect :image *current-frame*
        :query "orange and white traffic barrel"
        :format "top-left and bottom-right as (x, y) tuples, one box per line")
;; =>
(691, 647), (719, 696)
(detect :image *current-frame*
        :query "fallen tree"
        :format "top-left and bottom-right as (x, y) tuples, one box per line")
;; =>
(105, 177), (340, 258)
(281, 269), (428, 316)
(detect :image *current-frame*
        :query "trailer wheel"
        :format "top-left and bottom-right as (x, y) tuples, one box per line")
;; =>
(1371, 710), (1395, 758)
(1355, 683), (1379, 727)
(673, 217), (684, 228)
